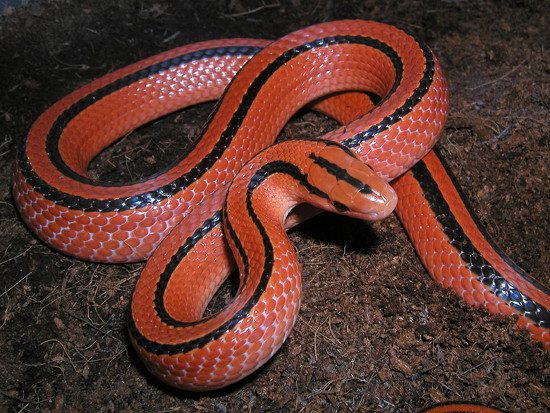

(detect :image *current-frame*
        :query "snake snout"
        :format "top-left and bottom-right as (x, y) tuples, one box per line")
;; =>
(351, 177), (397, 220)
(346, 160), (397, 220)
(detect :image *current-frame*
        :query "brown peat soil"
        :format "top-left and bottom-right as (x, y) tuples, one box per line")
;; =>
(0, 1), (548, 412)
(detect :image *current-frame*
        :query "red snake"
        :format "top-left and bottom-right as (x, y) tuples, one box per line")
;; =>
(13, 20), (548, 405)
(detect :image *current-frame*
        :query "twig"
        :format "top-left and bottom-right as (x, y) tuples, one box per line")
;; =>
(0, 271), (31, 298)
(459, 356), (498, 376)
(0, 389), (38, 405)
(470, 58), (528, 90)
(223, 3), (280, 17)
(485, 125), (513, 144)
(163, 31), (181, 43)
(0, 245), (33, 266)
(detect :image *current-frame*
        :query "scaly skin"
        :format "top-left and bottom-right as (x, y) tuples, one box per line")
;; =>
(13, 20), (548, 398)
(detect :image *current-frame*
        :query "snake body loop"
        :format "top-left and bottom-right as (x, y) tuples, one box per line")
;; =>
(13, 20), (549, 394)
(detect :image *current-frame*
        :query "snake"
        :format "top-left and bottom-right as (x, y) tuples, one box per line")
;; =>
(417, 402), (506, 413)
(13, 19), (549, 400)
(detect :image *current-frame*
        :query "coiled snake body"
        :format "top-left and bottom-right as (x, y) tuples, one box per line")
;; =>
(13, 20), (549, 399)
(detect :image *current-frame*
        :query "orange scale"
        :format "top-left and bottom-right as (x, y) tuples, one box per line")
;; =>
(282, 279), (296, 295)
(94, 230), (111, 243)
(217, 170), (229, 184)
(179, 190), (196, 205)
(473, 279), (490, 294)
(127, 212), (146, 223)
(36, 198), (50, 211)
(120, 221), (138, 231)
(459, 266), (473, 280)
(103, 239), (120, 251)
(263, 310), (277, 326)
(76, 231), (91, 241)
(71, 236), (85, 247)
(439, 274), (453, 289)
(22, 203), (35, 217)
(161, 354), (181, 369)
(205, 340), (228, 359)
(272, 281), (284, 296)
(167, 368), (189, 382)
(450, 278), (464, 293)
(246, 338), (264, 356)
(192, 179), (208, 193)
(459, 277), (473, 293)
(390, 127), (405, 141)
(35, 214), (48, 227)
(462, 291), (476, 306)
(435, 239), (449, 253)
(133, 227), (149, 239)
(516, 317), (529, 329)
(64, 229), (77, 239)
(248, 324), (266, 343)
(59, 209), (78, 221)
(472, 290), (485, 306)
(485, 302), (499, 314)
(108, 214), (127, 226)
(85, 224), (101, 234)
(245, 349), (261, 365)
(76, 214), (91, 225)
(41, 227), (54, 239)
(261, 334), (276, 351)
(143, 233), (161, 246)
(274, 319), (290, 337)
(230, 354), (248, 368)
(496, 301), (515, 316)
(424, 254), (435, 270)
(191, 353), (210, 369)
(205, 181), (217, 193)
(138, 215), (156, 227)
(249, 301), (265, 320)
(100, 222), (119, 233)
(199, 356), (220, 369)
(48, 207), (63, 218)
(231, 329), (252, 354)
(38, 207), (55, 220)
(236, 315), (254, 332)
(112, 246), (134, 261)
(87, 238), (102, 250)
(68, 221), (84, 232)
(94, 215), (109, 226)
(50, 237), (67, 251)
(449, 252), (462, 266)
(190, 192), (205, 207)
(159, 209), (176, 221)
(263, 324), (276, 340)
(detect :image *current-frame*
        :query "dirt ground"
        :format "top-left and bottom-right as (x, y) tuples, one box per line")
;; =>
(0, 0), (548, 412)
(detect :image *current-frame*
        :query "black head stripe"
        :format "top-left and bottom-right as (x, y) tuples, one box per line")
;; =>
(309, 153), (372, 194)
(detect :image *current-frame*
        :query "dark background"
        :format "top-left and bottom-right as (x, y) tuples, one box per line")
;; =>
(0, 1), (548, 411)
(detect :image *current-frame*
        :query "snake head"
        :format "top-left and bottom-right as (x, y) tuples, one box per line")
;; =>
(306, 143), (397, 221)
